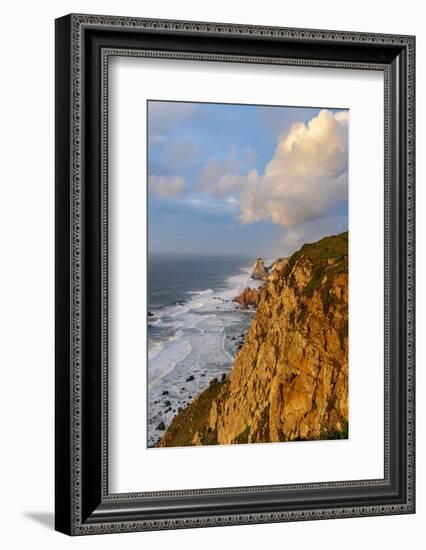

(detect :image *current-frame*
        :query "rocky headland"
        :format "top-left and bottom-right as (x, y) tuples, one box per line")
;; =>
(251, 258), (269, 280)
(157, 232), (349, 447)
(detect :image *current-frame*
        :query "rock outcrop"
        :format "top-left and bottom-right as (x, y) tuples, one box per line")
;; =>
(269, 257), (288, 273)
(158, 232), (349, 447)
(267, 257), (289, 283)
(251, 258), (269, 280)
(233, 287), (262, 309)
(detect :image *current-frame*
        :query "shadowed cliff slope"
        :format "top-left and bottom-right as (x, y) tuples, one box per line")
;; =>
(158, 232), (349, 447)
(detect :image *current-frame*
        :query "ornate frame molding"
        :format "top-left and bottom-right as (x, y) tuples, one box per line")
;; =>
(55, 13), (415, 535)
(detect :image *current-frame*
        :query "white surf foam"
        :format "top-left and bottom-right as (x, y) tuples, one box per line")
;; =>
(147, 262), (263, 444)
(187, 289), (214, 296)
(148, 332), (192, 389)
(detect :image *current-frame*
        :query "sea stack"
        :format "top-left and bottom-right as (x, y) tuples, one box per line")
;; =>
(251, 258), (269, 280)
(233, 287), (261, 309)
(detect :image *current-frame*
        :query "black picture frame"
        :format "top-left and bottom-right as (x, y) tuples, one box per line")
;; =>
(55, 13), (415, 535)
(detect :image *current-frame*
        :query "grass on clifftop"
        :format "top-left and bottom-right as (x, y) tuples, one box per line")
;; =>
(288, 231), (348, 269)
(286, 231), (348, 309)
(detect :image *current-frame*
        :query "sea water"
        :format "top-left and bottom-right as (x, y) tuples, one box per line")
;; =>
(147, 254), (262, 447)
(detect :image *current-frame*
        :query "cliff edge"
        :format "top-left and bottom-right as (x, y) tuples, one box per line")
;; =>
(158, 232), (349, 447)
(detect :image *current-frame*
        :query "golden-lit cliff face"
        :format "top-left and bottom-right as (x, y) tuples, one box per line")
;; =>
(158, 232), (349, 447)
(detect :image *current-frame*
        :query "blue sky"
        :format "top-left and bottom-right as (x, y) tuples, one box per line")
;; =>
(147, 100), (348, 258)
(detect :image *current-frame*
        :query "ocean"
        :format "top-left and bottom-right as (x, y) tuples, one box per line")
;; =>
(147, 253), (262, 447)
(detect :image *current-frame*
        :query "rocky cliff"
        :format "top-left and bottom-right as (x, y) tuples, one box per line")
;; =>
(233, 286), (262, 309)
(267, 258), (289, 284)
(158, 232), (349, 447)
(251, 258), (269, 280)
(270, 257), (289, 273)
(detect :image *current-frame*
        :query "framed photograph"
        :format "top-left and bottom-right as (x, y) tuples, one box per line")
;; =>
(55, 14), (415, 535)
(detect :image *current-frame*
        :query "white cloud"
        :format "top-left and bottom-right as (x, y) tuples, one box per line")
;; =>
(187, 198), (204, 208)
(209, 173), (244, 198)
(148, 175), (185, 198)
(198, 146), (245, 198)
(240, 109), (348, 227)
(182, 196), (239, 216)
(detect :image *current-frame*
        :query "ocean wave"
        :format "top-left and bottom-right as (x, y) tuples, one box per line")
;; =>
(148, 340), (164, 360)
(169, 304), (200, 318)
(148, 331), (192, 388)
(152, 266), (257, 323)
(187, 288), (214, 296)
(148, 325), (182, 359)
(149, 264), (258, 340)
(147, 261), (261, 444)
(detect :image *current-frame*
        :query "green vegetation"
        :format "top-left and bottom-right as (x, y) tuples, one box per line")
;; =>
(319, 420), (349, 440)
(298, 231), (348, 260)
(233, 425), (251, 444)
(158, 380), (225, 447)
(286, 231), (347, 274)
(286, 231), (348, 314)
(291, 421), (349, 442)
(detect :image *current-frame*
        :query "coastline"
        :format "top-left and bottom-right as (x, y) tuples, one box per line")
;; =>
(152, 264), (265, 449)
(156, 232), (349, 447)
(152, 326), (251, 448)
(147, 257), (261, 447)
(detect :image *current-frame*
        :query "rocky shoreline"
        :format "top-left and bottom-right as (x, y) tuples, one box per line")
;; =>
(156, 232), (349, 447)
(152, 319), (251, 447)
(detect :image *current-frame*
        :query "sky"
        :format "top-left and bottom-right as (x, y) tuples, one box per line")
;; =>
(147, 100), (348, 258)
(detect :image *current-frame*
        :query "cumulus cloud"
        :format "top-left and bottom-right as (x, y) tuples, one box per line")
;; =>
(239, 109), (348, 227)
(148, 175), (185, 198)
(200, 169), (244, 198)
(198, 145), (248, 198)
(184, 196), (239, 215)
